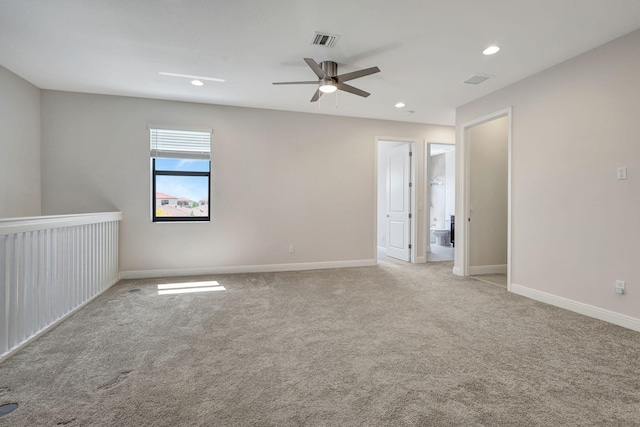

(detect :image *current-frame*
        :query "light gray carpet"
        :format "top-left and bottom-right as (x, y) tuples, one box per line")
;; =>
(1, 259), (639, 426)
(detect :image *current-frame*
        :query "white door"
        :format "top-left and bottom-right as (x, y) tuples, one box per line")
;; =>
(386, 144), (411, 261)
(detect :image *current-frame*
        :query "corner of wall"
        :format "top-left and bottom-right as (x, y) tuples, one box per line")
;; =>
(0, 64), (42, 217)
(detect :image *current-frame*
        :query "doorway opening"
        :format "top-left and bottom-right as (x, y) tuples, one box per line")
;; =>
(377, 139), (415, 262)
(455, 108), (512, 289)
(426, 142), (455, 262)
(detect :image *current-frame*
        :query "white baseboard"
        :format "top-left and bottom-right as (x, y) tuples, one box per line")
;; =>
(452, 266), (463, 276)
(415, 256), (426, 263)
(510, 283), (640, 333)
(120, 259), (377, 280)
(469, 264), (507, 275)
(377, 246), (387, 254)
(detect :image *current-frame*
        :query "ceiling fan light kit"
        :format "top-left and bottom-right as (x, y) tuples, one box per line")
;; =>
(273, 58), (380, 102)
(319, 80), (337, 93)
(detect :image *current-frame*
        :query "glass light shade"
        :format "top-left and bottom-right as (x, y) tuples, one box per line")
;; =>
(319, 82), (337, 93)
(482, 46), (500, 55)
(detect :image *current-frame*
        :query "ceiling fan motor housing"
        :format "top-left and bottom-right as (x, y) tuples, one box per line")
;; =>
(320, 61), (338, 77)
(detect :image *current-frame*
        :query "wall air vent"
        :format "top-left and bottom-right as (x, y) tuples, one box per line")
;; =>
(463, 74), (493, 85)
(310, 32), (340, 48)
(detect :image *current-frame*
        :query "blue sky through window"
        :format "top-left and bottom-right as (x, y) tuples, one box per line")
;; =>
(155, 158), (209, 172)
(155, 158), (209, 202)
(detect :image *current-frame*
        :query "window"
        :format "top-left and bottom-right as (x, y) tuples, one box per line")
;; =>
(150, 127), (211, 222)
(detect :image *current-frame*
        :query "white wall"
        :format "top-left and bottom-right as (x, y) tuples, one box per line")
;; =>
(456, 28), (640, 322)
(41, 91), (453, 275)
(468, 116), (508, 268)
(0, 65), (41, 218)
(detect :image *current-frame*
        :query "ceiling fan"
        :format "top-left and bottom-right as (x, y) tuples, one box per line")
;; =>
(273, 58), (380, 102)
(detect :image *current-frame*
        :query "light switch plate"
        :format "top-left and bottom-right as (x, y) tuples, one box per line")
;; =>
(617, 167), (627, 180)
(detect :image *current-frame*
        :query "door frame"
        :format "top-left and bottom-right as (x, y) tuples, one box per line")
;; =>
(455, 107), (512, 290)
(424, 140), (455, 255)
(375, 138), (416, 263)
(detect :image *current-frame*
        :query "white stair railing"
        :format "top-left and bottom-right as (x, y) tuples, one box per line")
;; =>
(0, 212), (122, 360)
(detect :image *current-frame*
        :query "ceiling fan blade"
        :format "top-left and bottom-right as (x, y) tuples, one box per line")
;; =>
(273, 81), (319, 85)
(310, 88), (323, 102)
(304, 58), (328, 79)
(335, 66), (380, 83)
(337, 82), (370, 98)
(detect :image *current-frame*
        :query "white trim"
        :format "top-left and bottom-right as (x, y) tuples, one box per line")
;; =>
(373, 139), (380, 262)
(121, 259), (377, 280)
(376, 136), (417, 144)
(506, 110), (513, 289)
(425, 142), (432, 258)
(458, 107), (512, 284)
(468, 264), (507, 275)
(409, 141), (416, 263)
(452, 266), (463, 276)
(510, 283), (640, 333)
(0, 276), (119, 362)
(377, 245), (387, 254)
(0, 212), (122, 235)
(415, 255), (426, 263)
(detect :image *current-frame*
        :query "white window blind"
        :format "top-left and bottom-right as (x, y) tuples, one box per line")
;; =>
(149, 128), (211, 160)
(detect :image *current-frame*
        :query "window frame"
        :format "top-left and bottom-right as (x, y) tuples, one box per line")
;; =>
(151, 158), (211, 223)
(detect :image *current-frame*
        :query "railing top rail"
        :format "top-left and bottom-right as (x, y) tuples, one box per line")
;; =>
(0, 212), (122, 235)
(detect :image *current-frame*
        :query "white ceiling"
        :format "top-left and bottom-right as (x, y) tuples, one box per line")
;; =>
(2, 1), (640, 126)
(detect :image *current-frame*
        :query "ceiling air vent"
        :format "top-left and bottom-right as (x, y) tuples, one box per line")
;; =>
(463, 74), (493, 85)
(311, 32), (340, 48)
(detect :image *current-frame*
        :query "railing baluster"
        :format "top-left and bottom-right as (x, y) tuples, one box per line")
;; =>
(49, 228), (55, 327)
(0, 235), (7, 355)
(19, 232), (27, 345)
(42, 229), (49, 331)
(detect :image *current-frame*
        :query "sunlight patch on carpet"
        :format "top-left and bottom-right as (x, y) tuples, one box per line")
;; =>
(157, 281), (226, 295)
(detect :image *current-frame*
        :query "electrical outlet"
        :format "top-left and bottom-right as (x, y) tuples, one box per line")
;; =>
(289, 245), (295, 253)
(615, 280), (626, 295)
(617, 167), (627, 180)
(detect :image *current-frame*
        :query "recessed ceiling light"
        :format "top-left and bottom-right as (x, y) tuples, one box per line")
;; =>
(395, 102), (405, 108)
(483, 45), (500, 55)
(159, 72), (225, 82)
(405, 110), (415, 115)
(191, 80), (204, 87)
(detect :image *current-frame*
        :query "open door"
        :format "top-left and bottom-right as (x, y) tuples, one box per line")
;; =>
(455, 107), (511, 290)
(386, 143), (411, 261)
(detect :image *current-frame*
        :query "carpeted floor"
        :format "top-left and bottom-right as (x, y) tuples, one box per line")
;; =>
(1, 259), (639, 426)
